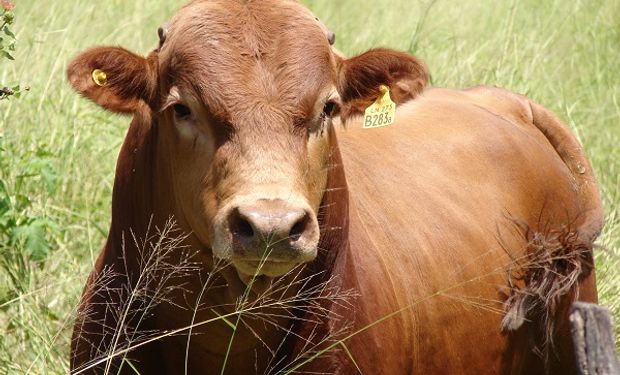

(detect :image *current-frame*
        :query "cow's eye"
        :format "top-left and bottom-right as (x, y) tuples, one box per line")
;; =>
(322, 100), (339, 117)
(173, 103), (192, 118)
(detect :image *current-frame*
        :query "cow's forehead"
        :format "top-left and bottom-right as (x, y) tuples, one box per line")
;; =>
(158, 0), (335, 122)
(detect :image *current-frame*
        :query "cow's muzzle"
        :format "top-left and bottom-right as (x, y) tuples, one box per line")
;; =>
(213, 198), (320, 280)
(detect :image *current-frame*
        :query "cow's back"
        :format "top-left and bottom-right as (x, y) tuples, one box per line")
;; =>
(333, 87), (601, 374)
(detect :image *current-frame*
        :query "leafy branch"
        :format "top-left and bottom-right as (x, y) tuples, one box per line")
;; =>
(0, 0), (23, 100)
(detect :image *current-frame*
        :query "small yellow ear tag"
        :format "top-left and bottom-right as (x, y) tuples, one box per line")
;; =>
(91, 69), (108, 87)
(363, 85), (396, 129)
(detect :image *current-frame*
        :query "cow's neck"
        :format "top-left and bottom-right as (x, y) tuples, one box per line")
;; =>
(108, 109), (164, 258)
(311, 127), (351, 281)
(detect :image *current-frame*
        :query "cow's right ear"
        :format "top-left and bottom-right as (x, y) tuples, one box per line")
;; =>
(67, 47), (158, 114)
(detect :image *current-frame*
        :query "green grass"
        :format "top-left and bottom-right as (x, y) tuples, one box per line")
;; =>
(0, 0), (618, 372)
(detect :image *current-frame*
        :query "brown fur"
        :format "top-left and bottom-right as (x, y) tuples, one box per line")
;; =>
(67, 1), (601, 374)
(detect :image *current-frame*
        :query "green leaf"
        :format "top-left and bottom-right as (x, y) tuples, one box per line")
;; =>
(14, 194), (31, 212)
(42, 304), (60, 321)
(0, 192), (9, 216)
(211, 309), (237, 330)
(123, 359), (142, 375)
(0, 287), (18, 311)
(0, 178), (8, 197)
(339, 342), (363, 374)
(3, 27), (14, 38)
(2, 12), (14, 25)
(35, 147), (53, 158)
(12, 218), (51, 262)
(39, 163), (58, 194)
(0, 216), (16, 234)
(0, 50), (13, 60)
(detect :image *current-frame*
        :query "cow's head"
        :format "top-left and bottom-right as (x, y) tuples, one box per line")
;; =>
(67, 0), (428, 285)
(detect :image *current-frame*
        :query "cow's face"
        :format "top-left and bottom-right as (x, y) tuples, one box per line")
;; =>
(67, 0), (428, 284)
(152, 1), (339, 283)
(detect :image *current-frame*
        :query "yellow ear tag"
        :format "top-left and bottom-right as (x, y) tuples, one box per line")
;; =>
(91, 69), (108, 87)
(363, 85), (396, 129)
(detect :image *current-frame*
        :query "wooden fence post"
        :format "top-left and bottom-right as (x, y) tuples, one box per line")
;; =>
(570, 302), (620, 375)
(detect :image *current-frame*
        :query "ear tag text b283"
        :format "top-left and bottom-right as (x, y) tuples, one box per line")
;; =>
(363, 85), (396, 129)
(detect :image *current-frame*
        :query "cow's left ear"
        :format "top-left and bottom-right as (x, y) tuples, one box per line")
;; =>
(336, 48), (429, 120)
(67, 46), (158, 114)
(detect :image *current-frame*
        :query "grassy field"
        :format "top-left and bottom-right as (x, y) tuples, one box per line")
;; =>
(0, 0), (618, 373)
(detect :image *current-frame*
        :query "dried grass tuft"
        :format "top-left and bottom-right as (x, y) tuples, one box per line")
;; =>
(501, 218), (595, 365)
(70, 218), (356, 375)
(71, 218), (200, 374)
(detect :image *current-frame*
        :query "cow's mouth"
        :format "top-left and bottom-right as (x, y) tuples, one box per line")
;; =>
(232, 258), (299, 280)
(230, 259), (300, 295)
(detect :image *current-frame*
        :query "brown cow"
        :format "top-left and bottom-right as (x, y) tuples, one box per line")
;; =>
(67, 1), (602, 374)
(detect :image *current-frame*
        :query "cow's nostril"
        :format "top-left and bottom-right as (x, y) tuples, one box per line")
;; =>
(289, 214), (309, 242)
(230, 212), (255, 239)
